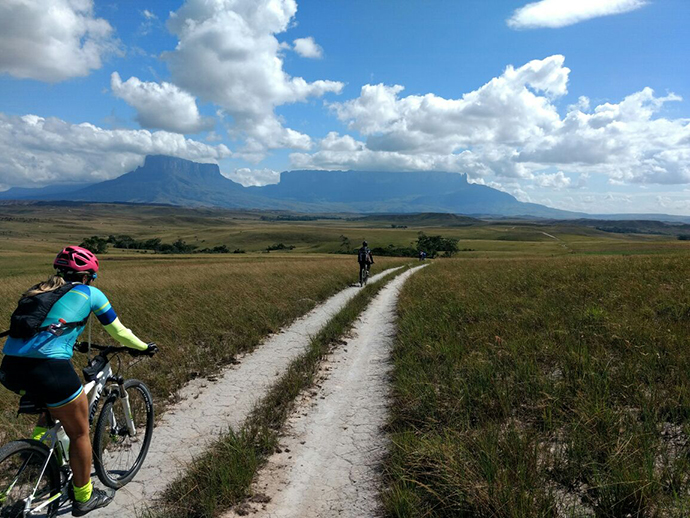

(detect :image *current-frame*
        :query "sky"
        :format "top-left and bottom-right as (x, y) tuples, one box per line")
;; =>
(0, 0), (688, 215)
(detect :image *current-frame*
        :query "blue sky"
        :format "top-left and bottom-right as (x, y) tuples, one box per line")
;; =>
(0, 0), (688, 215)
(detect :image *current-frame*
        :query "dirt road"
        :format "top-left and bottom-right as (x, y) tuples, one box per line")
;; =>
(97, 267), (403, 517)
(225, 265), (426, 518)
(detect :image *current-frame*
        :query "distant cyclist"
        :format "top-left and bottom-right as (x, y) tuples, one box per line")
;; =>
(357, 241), (374, 286)
(0, 246), (158, 516)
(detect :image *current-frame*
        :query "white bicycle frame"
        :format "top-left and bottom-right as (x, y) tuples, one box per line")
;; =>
(19, 356), (136, 516)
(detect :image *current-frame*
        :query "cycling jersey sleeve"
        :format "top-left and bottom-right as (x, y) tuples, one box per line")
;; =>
(103, 318), (148, 350)
(89, 287), (148, 351)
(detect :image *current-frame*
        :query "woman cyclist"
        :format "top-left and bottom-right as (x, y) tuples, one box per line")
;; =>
(0, 246), (157, 516)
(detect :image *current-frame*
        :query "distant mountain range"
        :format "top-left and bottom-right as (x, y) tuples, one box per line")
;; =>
(1, 155), (688, 222)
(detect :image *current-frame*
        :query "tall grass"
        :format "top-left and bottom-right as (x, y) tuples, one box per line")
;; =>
(0, 253), (406, 442)
(385, 255), (690, 517)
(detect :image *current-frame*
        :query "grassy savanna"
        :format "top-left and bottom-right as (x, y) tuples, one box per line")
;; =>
(0, 252), (406, 442)
(3, 202), (690, 516)
(3, 202), (688, 257)
(386, 255), (690, 517)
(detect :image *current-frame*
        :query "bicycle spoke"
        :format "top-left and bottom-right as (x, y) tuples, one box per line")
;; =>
(0, 442), (61, 518)
(93, 379), (153, 488)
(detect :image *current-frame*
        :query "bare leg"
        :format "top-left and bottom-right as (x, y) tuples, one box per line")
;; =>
(48, 392), (91, 487)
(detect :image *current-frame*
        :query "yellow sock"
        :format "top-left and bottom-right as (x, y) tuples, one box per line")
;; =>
(31, 426), (49, 442)
(73, 480), (93, 503)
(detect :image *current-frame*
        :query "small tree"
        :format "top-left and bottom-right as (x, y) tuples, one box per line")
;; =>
(80, 236), (108, 254)
(416, 232), (459, 258)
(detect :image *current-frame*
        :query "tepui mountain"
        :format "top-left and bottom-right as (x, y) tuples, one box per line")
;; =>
(0, 155), (577, 217)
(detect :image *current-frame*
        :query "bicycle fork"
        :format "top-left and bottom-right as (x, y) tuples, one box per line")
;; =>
(111, 377), (136, 437)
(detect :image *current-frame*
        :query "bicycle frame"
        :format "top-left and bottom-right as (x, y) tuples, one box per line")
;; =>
(19, 355), (137, 516)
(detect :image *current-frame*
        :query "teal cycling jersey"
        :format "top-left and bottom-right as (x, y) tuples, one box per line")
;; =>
(2, 284), (142, 360)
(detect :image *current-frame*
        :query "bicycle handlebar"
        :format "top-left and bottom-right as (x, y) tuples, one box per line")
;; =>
(74, 341), (151, 358)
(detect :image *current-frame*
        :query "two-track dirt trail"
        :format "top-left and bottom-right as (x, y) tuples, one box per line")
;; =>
(225, 265), (427, 518)
(98, 267), (403, 517)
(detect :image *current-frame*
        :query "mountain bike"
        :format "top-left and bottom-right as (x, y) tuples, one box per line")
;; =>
(0, 342), (154, 517)
(360, 265), (369, 287)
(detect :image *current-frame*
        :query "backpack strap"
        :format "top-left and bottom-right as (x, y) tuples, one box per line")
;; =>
(0, 329), (9, 338)
(36, 316), (90, 334)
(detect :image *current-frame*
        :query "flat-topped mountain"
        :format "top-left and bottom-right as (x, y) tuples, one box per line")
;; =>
(0, 155), (578, 217)
(65, 155), (272, 208)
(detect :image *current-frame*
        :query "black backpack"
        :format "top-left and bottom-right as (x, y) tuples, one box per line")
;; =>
(1, 283), (88, 339)
(358, 247), (368, 263)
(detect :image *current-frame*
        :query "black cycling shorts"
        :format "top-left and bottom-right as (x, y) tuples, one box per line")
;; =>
(0, 356), (83, 408)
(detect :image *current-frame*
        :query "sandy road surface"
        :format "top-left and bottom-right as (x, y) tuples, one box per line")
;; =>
(226, 265), (426, 518)
(94, 267), (402, 517)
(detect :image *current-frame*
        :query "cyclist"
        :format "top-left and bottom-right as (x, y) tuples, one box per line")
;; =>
(0, 246), (157, 516)
(357, 240), (374, 285)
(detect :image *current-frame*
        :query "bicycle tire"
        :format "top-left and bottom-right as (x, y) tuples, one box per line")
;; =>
(360, 267), (368, 287)
(92, 379), (154, 489)
(0, 439), (62, 518)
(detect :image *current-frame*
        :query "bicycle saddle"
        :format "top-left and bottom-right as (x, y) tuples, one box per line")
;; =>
(17, 394), (47, 415)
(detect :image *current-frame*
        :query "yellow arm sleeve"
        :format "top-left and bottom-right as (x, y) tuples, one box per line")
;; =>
(103, 318), (148, 350)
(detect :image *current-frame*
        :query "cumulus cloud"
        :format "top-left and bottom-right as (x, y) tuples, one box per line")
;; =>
(507, 0), (648, 29)
(533, 171), (572, 189)
(163, 0), (343, 154)
(0, 0), (120, 82)
(333, 55), (569, 153)
(0, 112), (231, 189)
(295, 55), (690, 187)
(516, 88), (690, 184)
(111, 72), (215, 134)
(292, 37), (323, 58)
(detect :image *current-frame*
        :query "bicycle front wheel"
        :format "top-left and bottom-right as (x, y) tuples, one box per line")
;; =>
(93, 379), (154, 489)
(0, 439), (62, 518)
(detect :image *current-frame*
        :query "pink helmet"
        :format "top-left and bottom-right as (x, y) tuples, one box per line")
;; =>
(53, 246), (99, 273)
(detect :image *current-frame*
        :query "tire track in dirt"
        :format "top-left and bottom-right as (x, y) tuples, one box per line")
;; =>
(96, 267), (403, 517)
(225, 265), (426, 518)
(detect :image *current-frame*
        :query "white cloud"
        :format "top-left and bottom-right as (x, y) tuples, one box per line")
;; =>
(0, 112), (231, 189)
(508, 0), (647, 29)
(294, 56), (690, 188)
(293, 37), (323, 59)
(516, 88), (690, 184)
(333, 55), (569, 154)
(320, 132), (364, 152)
(533, 171), (572, 189)
(163, 0), (343, 154)
(0, 0), (120, 82)
(138, 9), (160, 36)
(226, 167), (280, 186)
(111, 72), (214, 134)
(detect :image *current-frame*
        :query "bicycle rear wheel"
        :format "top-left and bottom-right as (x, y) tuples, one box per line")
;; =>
(0, 440), (62, 518)
(360, 267), (368, 287)
(92, 379), (154, 489)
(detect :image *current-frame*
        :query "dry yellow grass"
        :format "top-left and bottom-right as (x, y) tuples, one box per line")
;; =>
(0, 252), (407, 442)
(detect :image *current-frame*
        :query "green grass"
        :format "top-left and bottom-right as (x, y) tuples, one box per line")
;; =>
(3, 202), (686, 257)
(0, 253), (407, 443)
(385, 255), (690, 517)
(145, 266), (410, 518)
(3, 203), (690, 516)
